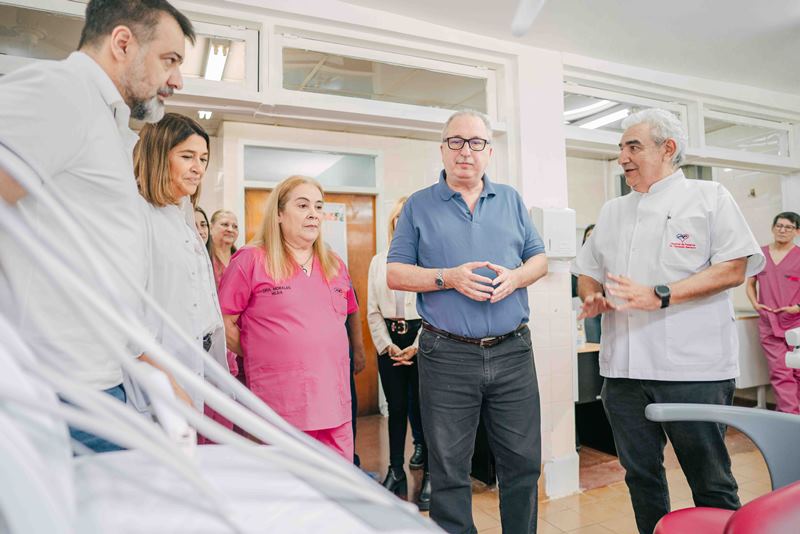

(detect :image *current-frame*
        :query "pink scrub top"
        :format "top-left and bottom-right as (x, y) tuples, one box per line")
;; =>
(755, 245), (800, 337)
(218, 246), (358, 431)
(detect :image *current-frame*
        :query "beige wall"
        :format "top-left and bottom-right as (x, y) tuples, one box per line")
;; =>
(716, 168), (783, 310)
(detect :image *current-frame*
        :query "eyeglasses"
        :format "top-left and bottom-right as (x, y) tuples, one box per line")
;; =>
(775, 224), (798, 231)
(443, 137), (490, 152)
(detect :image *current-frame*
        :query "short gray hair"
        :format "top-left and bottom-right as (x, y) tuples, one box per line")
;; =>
(441, 110), (493, 142)
(621, 108), (687, 167)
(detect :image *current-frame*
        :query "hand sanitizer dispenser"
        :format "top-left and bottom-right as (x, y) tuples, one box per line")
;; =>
(529, 207), (577, 259)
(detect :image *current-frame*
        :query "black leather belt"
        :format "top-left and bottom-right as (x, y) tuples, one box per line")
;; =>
(422, 322), (526, 348)
(385, 318), (422, 335)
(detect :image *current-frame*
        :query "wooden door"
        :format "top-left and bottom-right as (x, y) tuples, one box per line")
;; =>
(244, 188), (378, 415)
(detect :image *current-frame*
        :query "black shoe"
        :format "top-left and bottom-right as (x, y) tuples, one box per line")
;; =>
(382, 467), (407, 498)
(409, 443), (424, 470)
(417, 471), (431, 511)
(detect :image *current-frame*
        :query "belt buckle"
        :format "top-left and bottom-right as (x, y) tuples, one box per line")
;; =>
(393, 320), (408, 335)
(479, 336), (496, 347)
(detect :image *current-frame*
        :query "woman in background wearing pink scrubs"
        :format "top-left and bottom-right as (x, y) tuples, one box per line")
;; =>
(747, 211), (800, 413)
(218, 175), (357, 459)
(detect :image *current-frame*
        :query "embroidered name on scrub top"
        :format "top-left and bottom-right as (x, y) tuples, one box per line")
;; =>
(668, 233), (697, 249)
(259, 285), (292, 296)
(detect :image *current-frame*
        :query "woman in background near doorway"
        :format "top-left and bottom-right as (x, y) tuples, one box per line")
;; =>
(195, 206), (210, 246)
(218, 175), (358, 459)
(747, 211), (800, 413)
(208, 209), (239, 286)
(367, 196), (430, 510)
(208, 209), (245, 389)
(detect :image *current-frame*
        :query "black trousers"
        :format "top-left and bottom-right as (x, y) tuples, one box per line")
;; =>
(377, 319), (427, 470)
(602, 377), (740, 534)
(418, 326), (540, 534)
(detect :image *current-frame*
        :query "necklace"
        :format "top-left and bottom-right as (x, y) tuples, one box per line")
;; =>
(299, 252), (313, 275)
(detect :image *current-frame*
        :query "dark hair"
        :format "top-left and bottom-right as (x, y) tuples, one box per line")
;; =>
(79, 0), (195, 49)
(773, 212), (800, 229)
(134, 113), (209, 207)
(582, 224), (595, 245)
(195, 206), (210, 246)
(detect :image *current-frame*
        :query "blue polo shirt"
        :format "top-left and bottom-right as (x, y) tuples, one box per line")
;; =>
(388, 171), (545, 338)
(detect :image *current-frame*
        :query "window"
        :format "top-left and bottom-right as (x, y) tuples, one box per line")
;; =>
(704, 110), (791, 158)
(281, 44), (490, 113)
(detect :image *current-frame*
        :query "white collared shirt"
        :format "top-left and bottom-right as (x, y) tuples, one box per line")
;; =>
(367, 251), (421, 355)
(573, 170), (764, 381)
(0, 52), (146, 390)
(140, 199), (227, 409)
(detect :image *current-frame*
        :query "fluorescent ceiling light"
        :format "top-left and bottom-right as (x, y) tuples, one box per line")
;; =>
(579, 108), (630, 130)
(204, 42), (228, 81)
(564, 99), (614, 118)
(197, 110), (213, 120)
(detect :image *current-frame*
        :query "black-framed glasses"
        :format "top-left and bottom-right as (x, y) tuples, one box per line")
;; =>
(443, 136), (490, 152)
(775, 224), (798, 231)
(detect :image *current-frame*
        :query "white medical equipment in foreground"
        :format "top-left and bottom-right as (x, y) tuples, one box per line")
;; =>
(0, 143), (440, 534)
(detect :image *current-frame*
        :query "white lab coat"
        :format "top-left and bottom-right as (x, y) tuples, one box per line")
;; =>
(573, 170), (764, 381)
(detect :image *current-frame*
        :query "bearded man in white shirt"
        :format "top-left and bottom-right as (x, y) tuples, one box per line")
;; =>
(573, 108), (764, 534)
(0, 0), (195, 452)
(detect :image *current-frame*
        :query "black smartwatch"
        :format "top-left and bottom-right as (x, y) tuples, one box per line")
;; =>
(435, 269), (445, 289)
(654, 285), (671, 309)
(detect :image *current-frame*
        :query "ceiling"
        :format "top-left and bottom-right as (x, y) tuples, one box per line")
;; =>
(340, 0), (800, 95)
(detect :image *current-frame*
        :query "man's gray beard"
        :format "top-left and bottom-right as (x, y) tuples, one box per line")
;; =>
(131, 96), (165, 123)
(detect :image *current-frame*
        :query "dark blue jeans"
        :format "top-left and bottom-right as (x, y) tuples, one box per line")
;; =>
(418, 326), (540, 534)
(67, 384), (127, 453)
(602, 378), (740, 534)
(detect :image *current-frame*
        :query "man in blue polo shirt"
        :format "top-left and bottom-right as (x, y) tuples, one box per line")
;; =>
(388, 110), (547, 534)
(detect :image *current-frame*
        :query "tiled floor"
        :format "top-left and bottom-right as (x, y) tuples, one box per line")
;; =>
(354, 415), (772, 534)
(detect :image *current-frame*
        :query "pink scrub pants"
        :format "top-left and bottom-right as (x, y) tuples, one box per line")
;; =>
(760, 328), (800, 414)
(305, 420), (354, 460)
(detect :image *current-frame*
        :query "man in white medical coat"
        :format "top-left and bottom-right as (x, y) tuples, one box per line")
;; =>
(573, 108), (764, 534)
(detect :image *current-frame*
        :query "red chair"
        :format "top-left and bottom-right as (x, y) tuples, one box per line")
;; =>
(646, 403), (800, 534)
(654, 480), (800, 534)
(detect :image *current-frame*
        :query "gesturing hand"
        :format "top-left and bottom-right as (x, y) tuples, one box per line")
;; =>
(487, 262), (520, 303)
(444, 261), (493, 302)
(578, 292), (616, 319)
(605, 273), (660, 312)
(775, 305), (800, 314)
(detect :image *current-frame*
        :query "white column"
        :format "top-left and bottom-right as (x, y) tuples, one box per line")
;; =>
(512, 47), (579, 498)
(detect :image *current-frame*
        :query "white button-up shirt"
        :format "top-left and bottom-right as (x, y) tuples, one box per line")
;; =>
(0, 52), (146, 390)
(573, 170), (764, 381)
(138, 199), (228, 410)
(367, 250), (421, 355)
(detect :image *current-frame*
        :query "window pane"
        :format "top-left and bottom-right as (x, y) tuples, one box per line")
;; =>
(704, 116), (789, 157)
(282, 47), (487, 112)
(564, 92), (681, 133)
(244, 145), (376, 189)
(0, 5), (83, 61)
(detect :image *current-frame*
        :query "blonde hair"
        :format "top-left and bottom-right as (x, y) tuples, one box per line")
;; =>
(134, 112), (209, 207)
(387, 196), (408, 243)
(252, 175), (340, 282)
(208, 209), (238, 259)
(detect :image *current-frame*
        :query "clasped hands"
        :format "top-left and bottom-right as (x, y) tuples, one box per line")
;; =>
(578, 273), (661, 319)
(386, 344), (418, 367)
(444, 261), (520, 304)
(755, 303), (800, 315)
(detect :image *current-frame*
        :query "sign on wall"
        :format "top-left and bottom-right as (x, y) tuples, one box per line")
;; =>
(322, 202), (348, 264)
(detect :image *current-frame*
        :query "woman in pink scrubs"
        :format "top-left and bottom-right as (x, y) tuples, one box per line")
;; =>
(218, 175), (357, 459)
(747, 211), (800, 413)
